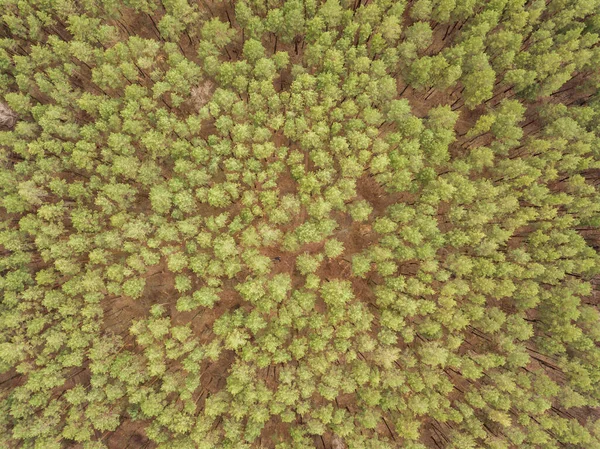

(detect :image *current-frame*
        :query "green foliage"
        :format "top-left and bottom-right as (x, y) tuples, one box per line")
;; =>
(123, 278), (146, 299)
(1, 1), (600, 448)
(324, 239), (344, 259)
(348, 200), (373, 222)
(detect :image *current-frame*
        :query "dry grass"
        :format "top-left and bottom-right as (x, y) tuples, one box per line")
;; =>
(0, 103), (16, 130)
(191, 80), (215, 109)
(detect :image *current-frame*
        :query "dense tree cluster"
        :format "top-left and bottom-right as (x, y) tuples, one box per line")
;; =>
(1, 0), (600, 448)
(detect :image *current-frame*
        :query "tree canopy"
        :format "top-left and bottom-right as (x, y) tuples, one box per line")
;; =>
(2, 0), (600, 448)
